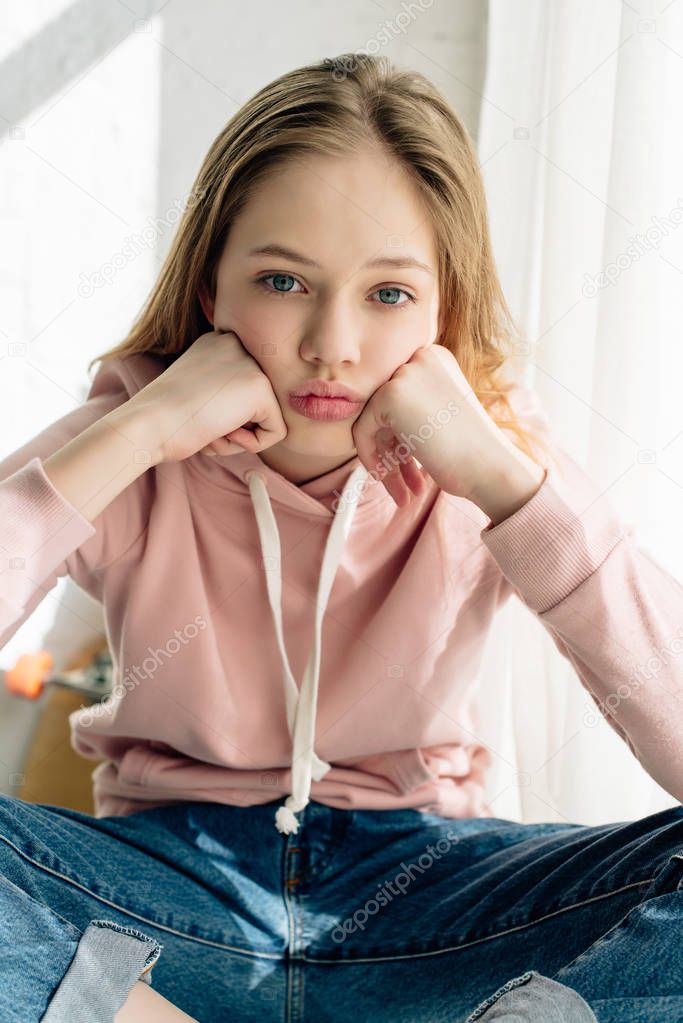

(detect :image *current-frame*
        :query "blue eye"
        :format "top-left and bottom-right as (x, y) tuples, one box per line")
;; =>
(372, 287), (414, 306)
(257, 273), (302, 295)
(255, 273), (416, 307)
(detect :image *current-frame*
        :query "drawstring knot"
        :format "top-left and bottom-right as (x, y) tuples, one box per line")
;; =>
(274, 803), (302, 835)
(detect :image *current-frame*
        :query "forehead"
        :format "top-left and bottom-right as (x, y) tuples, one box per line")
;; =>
(225, 147), (438, 273)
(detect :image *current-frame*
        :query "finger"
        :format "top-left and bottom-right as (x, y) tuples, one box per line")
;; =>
(200, 438), (246, 457)
(224, 425), (262, 450)
(399, 456), (427, 496)
(369, 434), (410, 507)
(351, 404), (384, 476)
(239, 405), (288, 450)
(378, 445), (411, 507)
(383, 468), (410, 507)
(382, 437), (423, 503)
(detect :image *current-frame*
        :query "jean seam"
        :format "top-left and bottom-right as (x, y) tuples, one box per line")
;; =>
(0, 832), (283, 961)
(463, 970), (536, 1022)
(552, 851), (683, 977)
(303, 875), (655, 964)
(0, 870), (83, 941)
(306, 806), (355, 881)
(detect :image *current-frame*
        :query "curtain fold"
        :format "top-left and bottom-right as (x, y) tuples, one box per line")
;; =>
(476, 0), (683, 825)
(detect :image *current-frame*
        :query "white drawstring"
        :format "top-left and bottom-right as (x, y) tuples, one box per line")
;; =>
(245, 464), (369, 835)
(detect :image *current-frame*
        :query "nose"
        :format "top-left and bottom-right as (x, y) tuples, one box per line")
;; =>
(298, 295), (361, 367)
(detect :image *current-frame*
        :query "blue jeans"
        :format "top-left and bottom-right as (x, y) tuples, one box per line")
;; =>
(0, 794), (681, 1022)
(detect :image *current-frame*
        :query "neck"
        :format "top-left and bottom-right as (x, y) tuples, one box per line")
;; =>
(255, 446), (358, 485)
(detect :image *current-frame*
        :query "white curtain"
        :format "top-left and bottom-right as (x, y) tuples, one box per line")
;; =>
(476, 0), (683, 825)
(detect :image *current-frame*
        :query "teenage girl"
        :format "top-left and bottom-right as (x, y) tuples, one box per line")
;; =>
(1, 53), (682, 1023)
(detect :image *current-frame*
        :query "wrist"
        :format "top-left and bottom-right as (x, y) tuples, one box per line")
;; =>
(469, 442), (547, 527)
(103, 400), (166, 470)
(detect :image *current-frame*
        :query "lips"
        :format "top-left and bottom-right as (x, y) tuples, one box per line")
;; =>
(287, 393), (363, 422)
(290, 379), (363, 402)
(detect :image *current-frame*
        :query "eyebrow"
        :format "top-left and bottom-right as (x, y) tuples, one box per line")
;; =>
(246, 243), (434, 276)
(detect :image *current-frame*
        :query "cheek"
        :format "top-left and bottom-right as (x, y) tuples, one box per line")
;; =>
(240, 298), (300, 357)
(372, 324), (422, 374)
(215, 279), (277, 331)
(213, 292), (284, 365)
(365, 322), (430, 386)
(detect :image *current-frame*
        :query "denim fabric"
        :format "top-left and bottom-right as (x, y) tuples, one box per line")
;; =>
(40, 919), (161, 1022)
(462, 971), (598, 1021)
(0, 794), (681, 1022)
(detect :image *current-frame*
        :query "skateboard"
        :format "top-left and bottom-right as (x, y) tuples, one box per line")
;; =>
(3, 647), (113, 703)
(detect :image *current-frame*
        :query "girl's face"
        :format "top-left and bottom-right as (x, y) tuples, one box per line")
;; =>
(198, 144), (442, 484)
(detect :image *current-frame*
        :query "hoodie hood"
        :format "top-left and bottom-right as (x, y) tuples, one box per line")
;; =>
(88, 351), (377, 833)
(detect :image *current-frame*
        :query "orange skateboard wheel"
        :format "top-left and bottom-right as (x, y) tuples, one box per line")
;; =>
(5, 650), (53, 699)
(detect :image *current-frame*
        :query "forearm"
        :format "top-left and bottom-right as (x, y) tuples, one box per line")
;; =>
(42, 401), (163, 524)
(472, 441), (547, 528)
(41, 409), (194, 1020)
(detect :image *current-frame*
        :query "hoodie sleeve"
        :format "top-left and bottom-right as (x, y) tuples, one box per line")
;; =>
(480, 382), (683, 806)
(0, 358), (152, 650)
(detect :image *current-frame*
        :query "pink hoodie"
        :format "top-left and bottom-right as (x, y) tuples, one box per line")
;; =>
(1, 352), (682, 833)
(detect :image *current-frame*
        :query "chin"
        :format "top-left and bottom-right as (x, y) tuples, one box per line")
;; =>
(286, 414), (352, 435)
(284, 421), (354, 454)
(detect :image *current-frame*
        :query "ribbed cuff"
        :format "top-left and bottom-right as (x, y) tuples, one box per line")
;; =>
(480, 461), (630, 613)
(41, 918), (163, 1021)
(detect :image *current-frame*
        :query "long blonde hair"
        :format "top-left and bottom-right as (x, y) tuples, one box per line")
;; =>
(89, 52), (552, 470)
